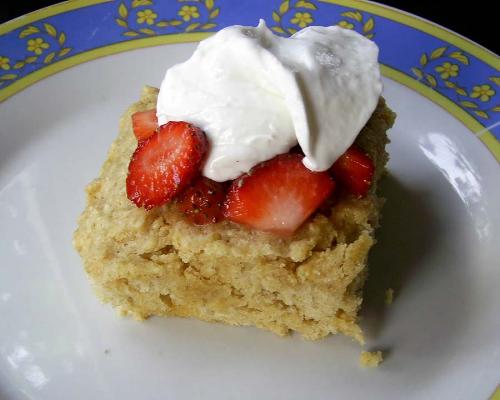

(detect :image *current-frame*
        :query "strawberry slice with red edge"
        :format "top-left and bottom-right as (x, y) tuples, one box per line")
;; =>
(177, 177), (226, 225)
(126, 121), (207, 210)
(224, 153), (335, 236)
(331, 145), (374, 198)
(131, 109), (158, 141)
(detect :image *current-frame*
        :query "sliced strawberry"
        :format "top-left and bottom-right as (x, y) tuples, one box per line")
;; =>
(177, 177), (226, 225)
(126, 121), (207, 210)
(132, 109), (158, 141)
(224, 153), (335, 236)
(331, 145), (374, 198)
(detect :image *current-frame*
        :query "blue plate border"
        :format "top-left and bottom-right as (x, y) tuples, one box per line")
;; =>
(0, 0), (499, 158)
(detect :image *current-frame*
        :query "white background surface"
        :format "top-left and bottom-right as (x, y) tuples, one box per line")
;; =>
(1, 44), (499, 399)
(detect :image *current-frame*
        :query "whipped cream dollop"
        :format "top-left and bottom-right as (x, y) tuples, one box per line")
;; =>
(157, 20), (382, 182)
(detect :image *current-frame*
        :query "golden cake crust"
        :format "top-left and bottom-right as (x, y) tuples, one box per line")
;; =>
(73, 86), (395, 342)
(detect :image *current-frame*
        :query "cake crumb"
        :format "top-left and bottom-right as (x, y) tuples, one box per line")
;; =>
(360, 351), (383, 367)
(385, 288), (394, 305)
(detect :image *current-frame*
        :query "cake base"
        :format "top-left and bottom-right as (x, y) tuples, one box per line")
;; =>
(74, 86), (395, 342)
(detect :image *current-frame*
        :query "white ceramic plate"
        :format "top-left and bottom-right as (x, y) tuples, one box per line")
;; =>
(1, 1), (499, 399)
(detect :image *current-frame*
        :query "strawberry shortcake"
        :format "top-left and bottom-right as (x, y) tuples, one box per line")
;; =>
(74, 21), (395, 342)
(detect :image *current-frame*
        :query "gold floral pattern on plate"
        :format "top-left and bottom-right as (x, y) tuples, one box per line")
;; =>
(115, 0), (220, 37)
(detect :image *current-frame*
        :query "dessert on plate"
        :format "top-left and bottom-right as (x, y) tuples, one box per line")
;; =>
(74, 21), (395, 343)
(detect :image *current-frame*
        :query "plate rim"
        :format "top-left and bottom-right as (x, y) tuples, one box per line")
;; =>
(0, 0), (498, 162)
